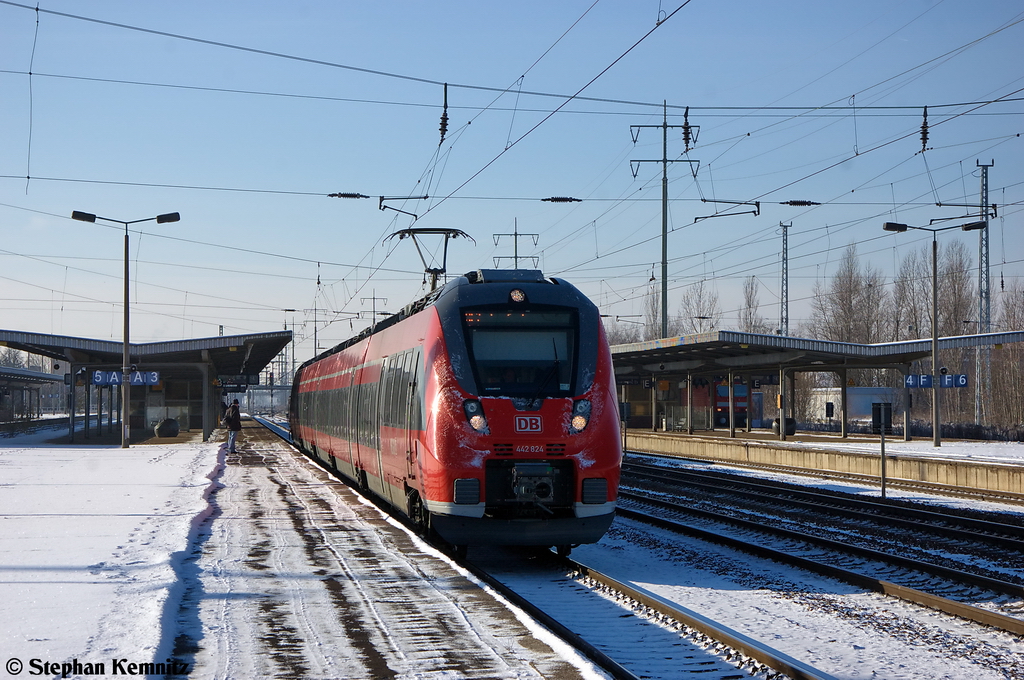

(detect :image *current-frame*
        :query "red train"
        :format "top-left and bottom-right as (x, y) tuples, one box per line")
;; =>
(288, 269), (621, 554)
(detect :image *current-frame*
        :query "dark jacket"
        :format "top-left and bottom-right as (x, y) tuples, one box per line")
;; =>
(224, 404), (242, 431)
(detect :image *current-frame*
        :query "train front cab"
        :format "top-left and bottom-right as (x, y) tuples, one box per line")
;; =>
(421, 270), (621, 549)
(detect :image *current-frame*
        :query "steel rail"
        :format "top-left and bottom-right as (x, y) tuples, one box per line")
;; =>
(551, 555), (839, 680)
(462, 561), (644, 680)
(468, 553), (839, 680)
(625, 450), (1024, 506)
(620, 489), (1024, 596)
(256, 417), (642, 680)
(617, 500), (1024, 636)
(257, 419), (831, 679)
(622, 461), (1024, 551)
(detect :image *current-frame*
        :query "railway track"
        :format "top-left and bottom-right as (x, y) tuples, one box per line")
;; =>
(254, 417), (838, 679)
(626, 448), (1024, 506)
(622, 458), (1024, 552)
(189, 420), (599, 679)
(620, 458), (1024, 636)
(622, 458), (1024, 581)
(466, 547), (838, 680)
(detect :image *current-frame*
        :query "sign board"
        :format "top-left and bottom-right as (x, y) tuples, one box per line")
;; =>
(92, 370), (160, 386)
(218, 374), (260, 385)
(905, 373), (967, 388)
(940, 374), (968, 388)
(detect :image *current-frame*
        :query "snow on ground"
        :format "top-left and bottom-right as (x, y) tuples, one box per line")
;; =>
(0, 438), (221, 674)
(784, 436), (1024, 466)
(0, 428), (609, 680)
(634, 437), (1024, 519)
(2, 422), (1022, 679)
(572, 518), (1024, 680)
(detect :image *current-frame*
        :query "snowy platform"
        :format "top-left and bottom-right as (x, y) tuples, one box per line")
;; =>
(0, 429), (603, 678)
(0, 440), (221, 673)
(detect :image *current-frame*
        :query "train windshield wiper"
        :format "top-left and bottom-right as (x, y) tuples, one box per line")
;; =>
(529, 339), (560, 402)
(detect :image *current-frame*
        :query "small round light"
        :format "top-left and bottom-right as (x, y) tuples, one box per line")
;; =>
(510, 289), (526, 303)
(470, 414), (488, 431)
(571, 414), (588, 431)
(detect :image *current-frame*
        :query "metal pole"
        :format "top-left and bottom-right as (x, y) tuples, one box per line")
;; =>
(661, 101), (669, 339)
(880, 422), (887, 499)
(977, 161), (992, 425)
(122, 225), (131, 448)
(780, 222), (790, 336)
(931, 235), (941, 447)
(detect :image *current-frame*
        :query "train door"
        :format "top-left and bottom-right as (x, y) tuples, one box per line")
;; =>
(364, 359), (386, 498)
(403, 348), (422, 487)
(350, 354), (383, 496)
(334, 368), (357, 479)
(379, 354), (400, 504)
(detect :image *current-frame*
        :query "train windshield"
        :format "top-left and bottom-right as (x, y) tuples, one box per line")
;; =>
(463, 307), (577, 398)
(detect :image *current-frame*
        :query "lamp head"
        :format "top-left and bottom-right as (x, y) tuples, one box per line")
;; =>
(960, 220), (986, 231)
(71, 211), (97, 223)
(156, 212), (180, 224)
(883, 222), (909, 232)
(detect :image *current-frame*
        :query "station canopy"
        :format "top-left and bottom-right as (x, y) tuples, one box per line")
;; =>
(0, 329), (292, 383)
(610, 330), (1024, 378)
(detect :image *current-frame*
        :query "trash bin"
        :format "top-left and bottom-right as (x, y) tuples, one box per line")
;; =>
(772, 417), (796, 435)
(871, 403), (893, 435)
(155, 418), (180, 438)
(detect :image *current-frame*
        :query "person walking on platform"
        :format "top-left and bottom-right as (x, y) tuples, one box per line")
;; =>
(224, 398), (242, 453)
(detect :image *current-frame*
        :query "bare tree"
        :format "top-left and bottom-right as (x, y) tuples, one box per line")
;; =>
(603, 316), (643, 345)
(0, 348), (25, 368)
(808, 243), (887, 345)
(891, 245), (931, 342)
(642, 281), (662, 341)
(676, 279), (722, 334)
(739, 275), (773, 334)
(991, 279), (1024, 427)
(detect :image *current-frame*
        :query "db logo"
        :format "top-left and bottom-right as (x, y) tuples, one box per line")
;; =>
(514, 415), (543, 433)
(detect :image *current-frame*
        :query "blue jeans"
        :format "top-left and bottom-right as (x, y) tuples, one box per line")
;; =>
(228, 430), (239, 452)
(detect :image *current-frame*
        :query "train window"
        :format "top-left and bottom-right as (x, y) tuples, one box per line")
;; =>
(462, 307), (577, 398)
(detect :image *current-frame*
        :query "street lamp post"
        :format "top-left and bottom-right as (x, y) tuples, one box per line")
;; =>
(71, 210), (180, 448)
(882, 220), (986, 447)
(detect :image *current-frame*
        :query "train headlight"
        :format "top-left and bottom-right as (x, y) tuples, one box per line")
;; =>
(569, 399), (591, 434)
(464, 400), (489, 434)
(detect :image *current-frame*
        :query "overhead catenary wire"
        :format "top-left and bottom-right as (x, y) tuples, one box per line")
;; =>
(1, 1), (1022, 353)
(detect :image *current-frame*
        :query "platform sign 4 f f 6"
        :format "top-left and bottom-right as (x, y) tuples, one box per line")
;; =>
(92, 370), (160, 386)
(904, 374), (967, 388)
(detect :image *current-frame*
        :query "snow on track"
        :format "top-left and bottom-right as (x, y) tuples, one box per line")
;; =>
(571, 519), (1024, 680)
(176, 428), (607, 679)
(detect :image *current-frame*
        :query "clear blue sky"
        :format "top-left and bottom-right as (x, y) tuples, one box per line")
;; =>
(2, 0), (1021, 364)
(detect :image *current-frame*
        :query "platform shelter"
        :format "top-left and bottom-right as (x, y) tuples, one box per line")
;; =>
(610, 330), (1024, 440)
(0, 330), (291, 442)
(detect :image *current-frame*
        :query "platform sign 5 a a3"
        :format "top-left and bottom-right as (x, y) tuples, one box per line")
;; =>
(92, 370), (160, 386)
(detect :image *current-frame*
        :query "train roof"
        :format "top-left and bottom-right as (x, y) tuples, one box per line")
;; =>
(301, 270), (572, 369)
